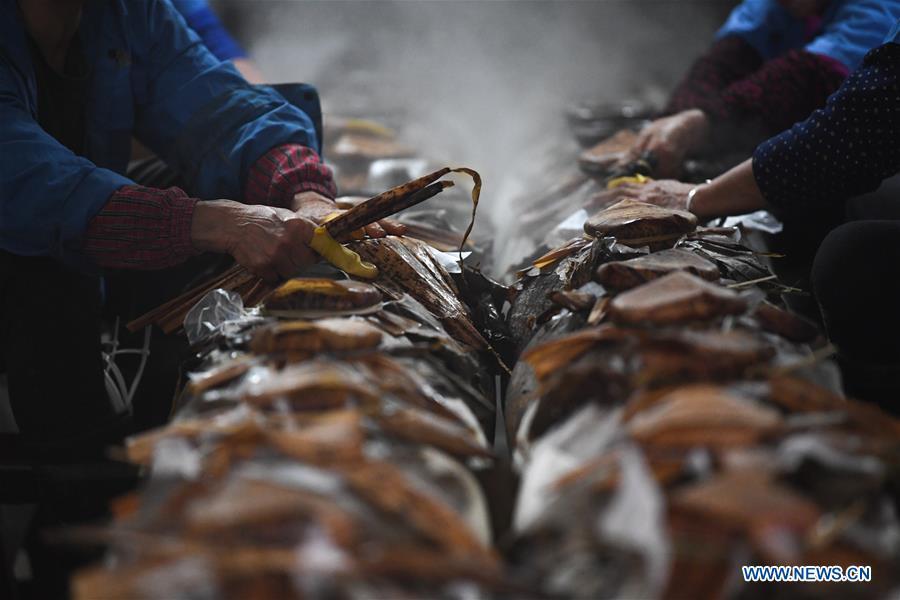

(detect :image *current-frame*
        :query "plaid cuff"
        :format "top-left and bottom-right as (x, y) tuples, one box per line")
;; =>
(84, 185), (199, 270)
(245, 144), (337, 208)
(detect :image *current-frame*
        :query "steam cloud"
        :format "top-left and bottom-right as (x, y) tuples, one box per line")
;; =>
(223, 0), (729, 275)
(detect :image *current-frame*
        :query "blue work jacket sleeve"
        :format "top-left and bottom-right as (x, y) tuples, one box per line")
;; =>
(716, 0), (800, 61)
(718, 0), (900, 71)
(0, 61), (133, 262)
(130, 0), (322, 201)
(803, 0), (900, 71)
(169, 0), (247, 61)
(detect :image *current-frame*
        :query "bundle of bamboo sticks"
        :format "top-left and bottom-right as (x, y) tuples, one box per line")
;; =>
(127, 167), (475, 335)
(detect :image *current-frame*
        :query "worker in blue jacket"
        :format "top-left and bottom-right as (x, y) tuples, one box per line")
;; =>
(0, 0), (398, 447)
(170, 0), (266, 83)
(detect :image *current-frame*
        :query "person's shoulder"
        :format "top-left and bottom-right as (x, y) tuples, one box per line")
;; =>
(886, 19), (900, 45)
(113, 0), (182, 19)
(720, 0), (793, 35)
(826, 0), (900, 24)
(111, 0), (195, 38)
(168, 0), (210, 14)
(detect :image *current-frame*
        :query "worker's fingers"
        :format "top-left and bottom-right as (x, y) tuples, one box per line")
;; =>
(633, 130), (653, 153)
(256, 264), (280, 284)
(579, 150), (619, 171)
(285, 216), (316, 245)
(274, 253), (300, 281)
(607, 183), (639, 199)
(287, 243), (314, 273)
(284, 217), (318, 269)
(267, 235), (301, 280)
(365, 222), (387, 238)
(379, 219), (407, 236)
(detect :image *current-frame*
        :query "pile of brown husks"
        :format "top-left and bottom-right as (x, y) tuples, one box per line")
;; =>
(73, 117), (900, 600)
(74, 243), (510, 597)
(505, 197), (900, 599)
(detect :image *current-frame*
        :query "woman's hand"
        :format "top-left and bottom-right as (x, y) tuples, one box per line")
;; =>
(629, 109), (710, 178)
(292, 191), (407, 238)
(588, 159), (769, 221)
(191, 200), (318, 283)
(590, 180), (695, 212)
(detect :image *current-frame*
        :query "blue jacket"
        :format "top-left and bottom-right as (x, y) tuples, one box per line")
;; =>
(889, 18), (900, 43)
(717, 0), (900, 71)
(170, 0), (247, 61)
(0, 0), (323, 266)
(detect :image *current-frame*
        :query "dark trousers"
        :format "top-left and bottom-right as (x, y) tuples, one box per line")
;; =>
(0, 251), (231, 448)
(0, 157), (225, 448)
(773, 175), (900, 406)
(0, 158), (223, 598)
(0, 253), (126, 450)
(811, 220), (900, 406)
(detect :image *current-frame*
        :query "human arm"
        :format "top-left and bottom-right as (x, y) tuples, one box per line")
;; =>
(0, 92), (311, 280)
(590, 159), (766, 220)
(231, 58), (265, 84)
(244, 143), (405, 238)
(0, 59), (133, 264)
(632, 47), (846, 177)
(129, 0), (321, 203)
(190, 200), (317, 283)
(169, 0), (265, 83)
(130, 2), (403, 231)
(663, 36), (764, 117)
(81, 141), (403, 273)
(751, 41), (900, 216)
(595, 41), (900, 219)
(580, 36), (760, 178)
(691, 0), (900, 137)
(621, 0), (881, 177)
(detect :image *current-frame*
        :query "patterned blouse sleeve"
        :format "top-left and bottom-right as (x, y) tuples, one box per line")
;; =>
(752, 43), (900, 215)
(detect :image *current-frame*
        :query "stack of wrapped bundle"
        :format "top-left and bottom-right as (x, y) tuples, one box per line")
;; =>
(73, 235), (507, 598)
(505, 199), (900, 599)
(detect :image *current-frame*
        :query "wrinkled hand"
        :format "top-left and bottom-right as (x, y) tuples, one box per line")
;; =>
(590, 180), (695, 212)
(627, 109), (710, 178)
(292, 191), (407, 238)
(191, 200), (318, 283)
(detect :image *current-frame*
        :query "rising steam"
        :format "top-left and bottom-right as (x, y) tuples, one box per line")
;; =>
(224, 0), (728, 275)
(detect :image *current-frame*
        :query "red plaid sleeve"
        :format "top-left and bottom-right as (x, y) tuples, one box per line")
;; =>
(711, 49), (847, 134)
(666, 42), (847, 140)
(664, 36), (763, 116)
(83, 185), (199, 270)
(244, 144), (337, 207)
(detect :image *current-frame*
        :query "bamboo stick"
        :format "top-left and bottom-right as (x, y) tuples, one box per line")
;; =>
(325, 179), (452, 240)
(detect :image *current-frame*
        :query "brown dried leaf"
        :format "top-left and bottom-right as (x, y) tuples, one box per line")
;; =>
(608, 271), (748, 325)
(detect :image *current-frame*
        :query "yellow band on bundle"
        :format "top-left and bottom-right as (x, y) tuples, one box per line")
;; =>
(606, 173), (652, 190)
(309, 225), (379, 280)
(343, 118), (396, 139)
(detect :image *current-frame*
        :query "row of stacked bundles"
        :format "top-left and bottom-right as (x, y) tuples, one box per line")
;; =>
(73, 113), (900, 599)
(505, 193), (900, 598)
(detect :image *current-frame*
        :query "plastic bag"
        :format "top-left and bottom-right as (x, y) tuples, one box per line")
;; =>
(184, 289), (263, 346)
